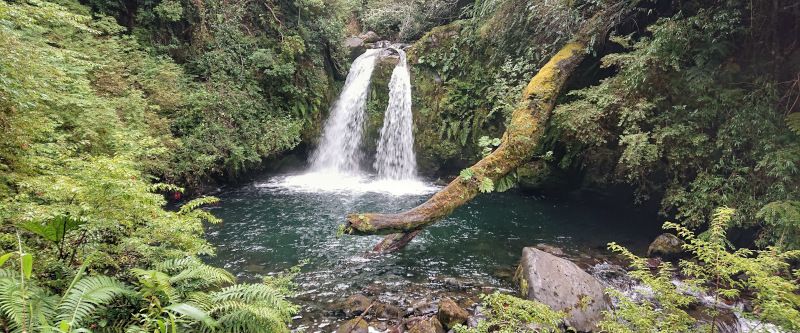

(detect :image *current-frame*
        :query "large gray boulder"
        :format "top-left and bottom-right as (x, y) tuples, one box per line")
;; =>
(518, 247), (610, 332)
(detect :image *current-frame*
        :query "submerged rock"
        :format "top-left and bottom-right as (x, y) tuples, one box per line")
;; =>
(437, 298), (468, 330)
(517, 247), (610, 332)
(647, 233), (684, 260)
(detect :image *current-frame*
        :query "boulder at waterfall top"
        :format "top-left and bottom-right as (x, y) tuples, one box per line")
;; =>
(517, 247), (610, 332)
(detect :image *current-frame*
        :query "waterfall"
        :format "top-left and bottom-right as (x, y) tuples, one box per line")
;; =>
(374, 47), (417, 180)
(279, 46), (433, 195)
(308, 49), (381, 175)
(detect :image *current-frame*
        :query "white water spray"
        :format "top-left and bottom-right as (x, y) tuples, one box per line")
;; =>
(374, 47), (417, 180)
(308, 49), (381, 175)
(279, 47), (433, 195)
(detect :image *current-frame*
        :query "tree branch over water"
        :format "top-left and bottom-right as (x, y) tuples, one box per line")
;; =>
(341, 8), (624, 253)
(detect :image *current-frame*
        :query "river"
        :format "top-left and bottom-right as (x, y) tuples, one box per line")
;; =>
(201, 172), (661, 331)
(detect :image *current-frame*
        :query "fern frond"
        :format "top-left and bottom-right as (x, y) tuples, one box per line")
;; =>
(153, 257), (200, 274)
(0, 269), (18, 278)
(55, 276), (134, 327)
(787, 113), (800, 136)
(0, 278), (26, 329)
(169, 263), (235, 286)
(0, 278), (55, 332)
(208, 301), (288, 333)
(184, 291), (212, 311)
(209, 284), (284, 305)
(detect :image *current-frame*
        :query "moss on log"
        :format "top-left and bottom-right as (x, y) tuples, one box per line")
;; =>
(343, 12), (617, 252)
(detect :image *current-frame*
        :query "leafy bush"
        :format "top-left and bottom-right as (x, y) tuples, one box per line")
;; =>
(453, 291), (566, 333)
(602, 207), (800, 332)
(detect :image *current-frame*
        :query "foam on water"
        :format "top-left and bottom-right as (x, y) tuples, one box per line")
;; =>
(264, 172), (439, 196)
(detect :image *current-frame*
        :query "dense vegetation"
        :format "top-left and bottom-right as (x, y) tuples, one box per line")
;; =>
(1, 0), (798, 331)
(0, 0), (349, 330)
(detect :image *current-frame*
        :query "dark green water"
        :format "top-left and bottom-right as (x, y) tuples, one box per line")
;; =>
(201, 172), (660, 330)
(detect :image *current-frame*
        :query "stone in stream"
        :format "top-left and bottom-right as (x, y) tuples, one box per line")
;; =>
(343, 294), (371, 317)
(406, 316), (445, 333)
(359, 31), (380, 43)
(375, 303), (402, 320)
(336, 318), (369, 333)
(647, 233), (684, 260)
(437, 298), (468, 330)
(410, 298), (439, 316)
(517, 247), (610, 332)
(534, 243), (565, 257)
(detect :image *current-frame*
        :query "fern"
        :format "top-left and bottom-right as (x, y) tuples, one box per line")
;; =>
(171, 265), (235, 286)
(787, 113), (800, 136)
(201, 284), (298, 333)
(56, 276), (134, 327)
(0, 278), (27, 330)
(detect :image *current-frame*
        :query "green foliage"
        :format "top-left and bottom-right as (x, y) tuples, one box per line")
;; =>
(478, 177), (494, 193)
(453, 291), (565, 333)
(0, 248), (134, 332)
(787, 113), (800, 136)
(410, 0), (614, 170)
(495, 173), (516, 193)
(363, 0), (459, 41)
(602, 207), (800, 332)
(549, 0), (800, 246)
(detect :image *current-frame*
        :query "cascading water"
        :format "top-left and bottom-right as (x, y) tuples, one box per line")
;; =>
(308, 49), (381, 175)
(279, 46), (433, 195)
(374, 47), (417, 180)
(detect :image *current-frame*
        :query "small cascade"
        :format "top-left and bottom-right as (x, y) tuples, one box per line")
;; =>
(374, 47), (417, 180)
(308, 49), (381, 175)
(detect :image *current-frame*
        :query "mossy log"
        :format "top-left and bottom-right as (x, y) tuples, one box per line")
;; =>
(344, 14), (613, 253)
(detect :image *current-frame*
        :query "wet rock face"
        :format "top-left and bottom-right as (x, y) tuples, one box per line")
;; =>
(437, 298), (468, 330)
(647, 233), (684, 260)
(518, 247), (611, 332)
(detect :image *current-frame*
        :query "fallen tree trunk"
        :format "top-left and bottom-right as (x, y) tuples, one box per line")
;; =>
(344, 13), (614, 253)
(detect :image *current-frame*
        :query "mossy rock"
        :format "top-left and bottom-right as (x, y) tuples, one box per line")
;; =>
(437, 298), (468, 330)
(407, 316), (445, 333)
(375, 302), (401, 320)
(336, 318), (368, 333)
(647, 233), (684, 260)
(342, 294), (371, 317)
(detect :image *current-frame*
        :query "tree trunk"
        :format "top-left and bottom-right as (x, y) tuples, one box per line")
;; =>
(344, 13), (614, 253)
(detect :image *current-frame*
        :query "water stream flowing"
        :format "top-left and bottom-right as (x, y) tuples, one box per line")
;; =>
(284, 45), (426, 193)
(308, 49), (381, 175)
(374, 48), (416, 180)
(202, 175), (660, 331)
